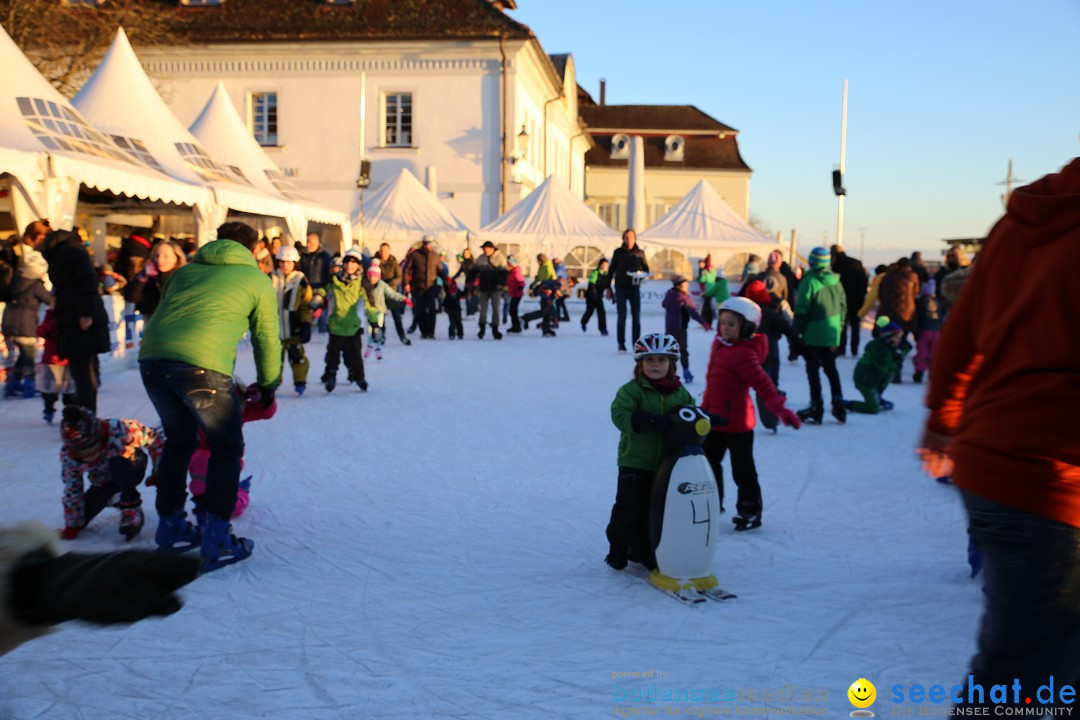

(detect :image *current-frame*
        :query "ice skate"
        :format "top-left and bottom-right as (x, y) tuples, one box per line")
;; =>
(200, 516), (253, 572)
(119, 503), (144, 541)
(155, 513), (201, 552)
(732, 513), (762, 532)
(796, 400), (824, 425)
(831, 396), (847, 424)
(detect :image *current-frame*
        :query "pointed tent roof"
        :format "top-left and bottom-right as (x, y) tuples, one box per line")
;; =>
(73, 28), (294, 219)
(0, 23), (209, 209)
(639, 180), (780, 256)
(355, 167), (471, 242)
(189, 82), (349, 229)
(481, 175), (618, 247)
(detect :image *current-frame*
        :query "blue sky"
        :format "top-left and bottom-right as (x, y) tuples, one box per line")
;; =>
(510, 0), (1080, 266)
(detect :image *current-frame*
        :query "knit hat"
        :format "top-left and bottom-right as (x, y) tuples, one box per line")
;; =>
(920, 278), (936, 297)
(670, 275), (688, 287)
(507, 255), (518, 266)
(367, 265), (381, 278)
(60, 406), (101, 457)
(875, 315), (892, 328)
(879, 321), (903, 336)
(809, 246), (831, 269)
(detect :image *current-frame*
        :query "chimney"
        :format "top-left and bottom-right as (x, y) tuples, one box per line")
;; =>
(599, 78), (606, 106)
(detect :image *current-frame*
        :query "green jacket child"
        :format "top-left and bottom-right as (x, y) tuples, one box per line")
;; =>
(850, 321), (912, 414)
(611, 374), (694, 472)
(317, 269), (377, 337)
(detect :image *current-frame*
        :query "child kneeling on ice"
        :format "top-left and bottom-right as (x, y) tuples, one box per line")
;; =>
(701, 297), (801, 531)
(59, 406), (164, 541)
(845, 318), (912, 414)
(607, 333), (700, 570)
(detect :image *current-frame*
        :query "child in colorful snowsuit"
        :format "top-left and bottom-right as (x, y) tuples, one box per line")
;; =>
(701, 297), (801, 530)
(365, 262), (409, 354)
(271, 245), (313, 395)
(315, 249), (376, 392)
(913, 279), (940, 384)
(846, 320), (912, 414)
(187, 385), (277, 518)
(607, 333), (695, 570)
(36, 309), (75, 424)
(59, 406), (164, 542)
(1, 249), (52, 398)
(661, 275), (711, 384)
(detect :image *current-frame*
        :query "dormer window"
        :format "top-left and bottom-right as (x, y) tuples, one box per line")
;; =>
(664, 135), (685, 162)
(609, 133), (629, 160)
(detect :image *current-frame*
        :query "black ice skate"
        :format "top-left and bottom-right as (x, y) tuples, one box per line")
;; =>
(732, 513), (762, 532)
(796, 400), (824, 425)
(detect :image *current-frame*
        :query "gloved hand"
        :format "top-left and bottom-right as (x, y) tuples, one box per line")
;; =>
(60, 526), (81, 541)
(312, 307), (323, 319)
(405, 298), (414, 308)
(140, 262), (159, 279)
(764, 395), (800, 428)
(708, 413), (727, 427)
(247, 383), (276, 410)
(11, 548), (202, 626)
(144, 474), (157, 487)
(299, 323), (312, 344)
(701, 322), (712, 332)
(630, 411), (672, 434)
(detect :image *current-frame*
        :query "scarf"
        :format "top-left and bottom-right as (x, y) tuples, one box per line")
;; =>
(645, 375), (682, 395)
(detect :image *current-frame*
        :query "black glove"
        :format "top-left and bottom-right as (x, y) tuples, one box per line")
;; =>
(708, 413), (728, 427)
(256, 385), (275, 409)
(631, 411), (672, 434)
(299, 322), (312, 344)
(11, 549), (202, 626)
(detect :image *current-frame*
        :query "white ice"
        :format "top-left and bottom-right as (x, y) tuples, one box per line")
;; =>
(0, 297), (977, 719)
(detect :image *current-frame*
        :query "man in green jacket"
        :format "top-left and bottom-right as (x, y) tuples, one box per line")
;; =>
(139, 221), (282, 571)
(793, 246), (847, 425)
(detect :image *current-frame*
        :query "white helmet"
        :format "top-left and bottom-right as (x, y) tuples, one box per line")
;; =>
(632, 332), (680, 360)
(718, 296), (761, 338)
(275, 245), (300, 262)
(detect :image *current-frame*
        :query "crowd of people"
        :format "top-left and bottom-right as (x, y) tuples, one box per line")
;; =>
(1, 152), (1076, 705)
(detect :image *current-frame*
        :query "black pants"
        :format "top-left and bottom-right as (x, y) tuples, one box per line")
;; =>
(388, 305), (407, 341)
(615, 286), (642, 347)
(803, 345), (843, 403)
(837, 310), (862, 356)
(959, 490), (1080, 705)
(606, 467), (657, 569)
(508, 296), (522, 331)
(756, 336), (782, 430)
(419, 286), (441, 337)
(140, 360), (243, 519)
(522, 298), (554, 333)
(324, 331), (365, 383)
(555, 296), (570, 322)
(669, 328), (690, 371)
(444, 299), (464, 338)
(701, 296), (715, 326)
(581, 290), (606, 333)
(703, 430), (760, 517)
(67, 353), (99, 412)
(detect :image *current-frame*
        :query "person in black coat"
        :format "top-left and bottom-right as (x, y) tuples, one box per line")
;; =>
(606, 229), (650, 352)
(300, 233), (333, 332)
(38, 230), (110, 412)
(830, 245), (869, 356)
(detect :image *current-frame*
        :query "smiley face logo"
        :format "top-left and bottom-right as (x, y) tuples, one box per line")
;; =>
(848, 678), (876, 710)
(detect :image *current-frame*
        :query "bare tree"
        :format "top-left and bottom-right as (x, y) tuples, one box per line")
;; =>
(1, 0), (175, 97)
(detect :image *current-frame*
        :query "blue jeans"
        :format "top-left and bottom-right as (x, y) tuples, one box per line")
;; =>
(961, 490), (1080, 699)
(140, 360), (244, 520)
(614, 286), (641, 347)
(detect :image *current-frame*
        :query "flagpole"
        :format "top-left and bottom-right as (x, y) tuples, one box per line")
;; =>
(836, 79), (848, 250)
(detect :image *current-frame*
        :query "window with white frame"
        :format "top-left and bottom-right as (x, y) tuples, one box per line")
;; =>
(383, 92), (412, 147)
(250, 92), (278, 146)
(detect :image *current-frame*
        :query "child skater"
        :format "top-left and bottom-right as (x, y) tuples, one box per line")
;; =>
(606, 333), (696, 571)
(701, 297), (801, 530)
(742, 279), (799, 434)
(315, 248), (376, 392)
(59, 405), (164, 541)
(365, 261), (410, 355)
(845, 319), (911, 414)
(442, 277), (465, 340)
(36, 309), (75, 424)
(271, 245), (313, 395)
(912, 279), (940, 384)
(186, 381), (276, 519)
(2, 248), (52, 398)
(661, 275), (711, 384)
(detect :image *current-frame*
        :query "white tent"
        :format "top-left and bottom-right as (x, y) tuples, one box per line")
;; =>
(481, 175), (619, 272)
(354, 167), (471, 255)
(73, 29), (299, 242)
(0, 23), (211, 232)
(189, 81), (351, 248)
(639, 179), (781, 274)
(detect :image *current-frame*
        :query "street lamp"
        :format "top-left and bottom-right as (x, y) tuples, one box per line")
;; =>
(509, 124), (529, 164)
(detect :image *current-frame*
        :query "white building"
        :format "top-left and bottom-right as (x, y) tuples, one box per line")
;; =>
(105, 0), (591, 242)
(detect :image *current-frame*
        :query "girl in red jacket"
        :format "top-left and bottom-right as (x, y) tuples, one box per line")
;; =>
(701, 297), (801, 530)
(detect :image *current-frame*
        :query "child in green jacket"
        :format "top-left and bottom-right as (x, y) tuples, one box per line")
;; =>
(606, 332), (695, 571)
(314, 249), (377, 392)
(846, 319), (912, 414)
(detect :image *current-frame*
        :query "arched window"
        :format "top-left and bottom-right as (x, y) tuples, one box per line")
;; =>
(564, 245), (604, 280)
(650, 249), (691, 279)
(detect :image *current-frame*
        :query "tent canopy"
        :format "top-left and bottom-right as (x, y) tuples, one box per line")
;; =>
(639, 180), (780, 260)
(73, 28), (294, 221)
(354, 167), (471, 248)
(481, 175), (619, 250)
(189, 81), (351, 244)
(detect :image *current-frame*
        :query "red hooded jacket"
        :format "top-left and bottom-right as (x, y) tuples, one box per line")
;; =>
(701, 333), (786, 433)
(925, 157), (1080, 526)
